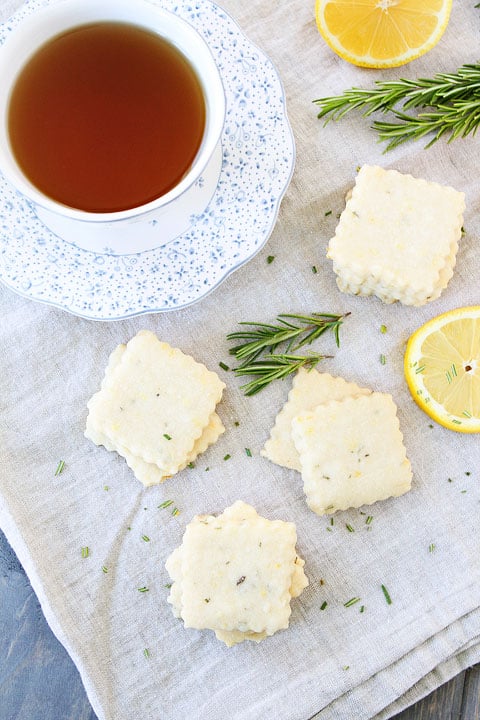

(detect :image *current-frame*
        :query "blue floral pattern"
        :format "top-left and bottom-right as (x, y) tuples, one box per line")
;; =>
(0, 0), (295, 319)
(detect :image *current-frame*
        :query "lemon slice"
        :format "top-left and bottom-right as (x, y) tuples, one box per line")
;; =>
(404, 307), (480, 433)
(315, 0), (453, 69)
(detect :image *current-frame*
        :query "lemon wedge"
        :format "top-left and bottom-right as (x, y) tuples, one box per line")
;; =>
(404, 307), (480, 433)
(315, 0), (453, 69)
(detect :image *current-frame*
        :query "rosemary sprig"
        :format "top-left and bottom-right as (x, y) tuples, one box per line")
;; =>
(228, 312), (347, 362)
(233, 353), (329, 396)
(227, 312), (348, 395)
(314, 63), (480, 150)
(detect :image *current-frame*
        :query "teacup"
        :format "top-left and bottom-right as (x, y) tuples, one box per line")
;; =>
(0, 0), (225, 254)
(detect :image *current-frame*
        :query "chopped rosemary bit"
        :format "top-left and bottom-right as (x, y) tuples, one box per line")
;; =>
(428, 543), (436, 553)
(312, 265), (318, 274)
(381, 584), (392, 605)
(267, 255), (275, 264)
(219, 361), (230, 371)
(365, 516), (373, 525)
(81, 546), (89, 559)
(158, 500), (174, 509)
(324, 210), (332, 216)
(245, 448), (252, 457)
(138, 586), (149, 593)
(320, 601), (328, 610)
(54, 460), (65, 476)
(171, 507), (180, 516)
(380, 354), (386, 365)
(344, 597), (360, 607)
(141, 535), (150, 542)
(163, 433), (172, 441)
(380, 324), (387, 334)
(187, 462), (195, 469)
(227, 311), (349, 395)
(223, 453), (231, 461)
(143, 648), (150, 659)
(165, 583), (172, 589)
(102, 566), (108, 573)
(360, 605), (365, 613)
(345, 523), (355, 533)
(103, 485), (109, 491)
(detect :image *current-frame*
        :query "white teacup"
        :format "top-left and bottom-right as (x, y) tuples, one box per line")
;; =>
(0, 0), (225, 254)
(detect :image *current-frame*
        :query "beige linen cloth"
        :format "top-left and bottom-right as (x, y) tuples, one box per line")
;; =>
(1, 1), (480, 719)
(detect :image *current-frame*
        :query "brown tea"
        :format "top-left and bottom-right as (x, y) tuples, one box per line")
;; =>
(7, 22), (206, 213)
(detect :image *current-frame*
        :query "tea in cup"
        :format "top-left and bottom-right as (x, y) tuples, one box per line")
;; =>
(0, 0), (225, 253)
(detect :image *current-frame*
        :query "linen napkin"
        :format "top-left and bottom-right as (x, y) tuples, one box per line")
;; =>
(1, 1), (479, 719)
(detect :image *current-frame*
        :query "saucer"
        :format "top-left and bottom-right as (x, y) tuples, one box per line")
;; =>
(0, 0), (295, 320)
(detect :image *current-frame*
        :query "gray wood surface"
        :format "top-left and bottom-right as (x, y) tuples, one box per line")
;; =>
(1, 527), (478, 720)
(392, 666), (480, 720)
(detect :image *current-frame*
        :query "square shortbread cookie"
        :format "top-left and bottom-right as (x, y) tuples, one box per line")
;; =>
(85, 331), (225, 479)
(327, 165), (465, 306)
(86, 411), (224, 486)
(165, 501), (308, 646)
(85, 340), (224, 485)
(291, 392), (412, 515)
(261, 368), (371, 471)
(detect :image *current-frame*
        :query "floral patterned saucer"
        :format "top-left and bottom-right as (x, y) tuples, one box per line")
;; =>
(0, 0), (295, 320)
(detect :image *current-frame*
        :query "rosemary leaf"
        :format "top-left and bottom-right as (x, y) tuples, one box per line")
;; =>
(54, 460), (65, 476)
(344, 597), (361, 607)
(158, 500), (174, 509)
(381, 584), (392, 605)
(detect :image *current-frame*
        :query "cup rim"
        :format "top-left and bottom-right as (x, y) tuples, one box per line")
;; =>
(0, 0), (226, 223)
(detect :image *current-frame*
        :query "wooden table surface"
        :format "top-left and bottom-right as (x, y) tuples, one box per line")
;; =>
(1, 527), (478, 720)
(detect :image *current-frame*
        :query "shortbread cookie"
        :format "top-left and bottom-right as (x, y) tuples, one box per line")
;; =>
(327, 165), (465, 306)
(86, 411), (224, 485)
(85, 331), (225, 483)
(165, 500), (308, 647)
(261, 369), (371, 471)
(292, 392), (412, 515)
